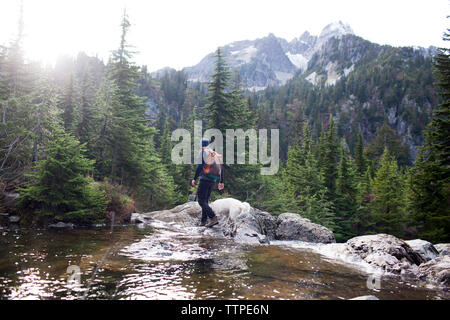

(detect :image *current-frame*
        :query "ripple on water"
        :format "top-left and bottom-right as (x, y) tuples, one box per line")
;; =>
(0, 226), (449, 300)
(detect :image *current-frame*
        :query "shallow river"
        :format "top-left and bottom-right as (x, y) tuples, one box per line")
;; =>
(0, 225), (448, 300)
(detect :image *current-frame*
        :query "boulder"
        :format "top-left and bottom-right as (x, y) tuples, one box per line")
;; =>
(8, 215), (20, 223)
(434, 243), (450, 256)
(346, 234), (426, 274)
(275, 213), (335, 243)
(135, 200), (336, 245)
(146, 202), (202, 226)
(130, 212), (145, 224)
(416, 256), (450, 286)
(405, 239), (439, 261)
(251, 208), (278, 240)
(134, 200), (268, 245)
(49, 222), (75, 229)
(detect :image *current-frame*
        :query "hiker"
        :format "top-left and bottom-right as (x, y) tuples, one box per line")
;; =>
(191, 139), (224, 227)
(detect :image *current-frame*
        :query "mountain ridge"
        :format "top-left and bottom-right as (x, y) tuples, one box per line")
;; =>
(152, 21), (435, 92)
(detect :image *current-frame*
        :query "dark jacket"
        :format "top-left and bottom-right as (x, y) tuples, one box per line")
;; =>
(193, 149), (224, 183)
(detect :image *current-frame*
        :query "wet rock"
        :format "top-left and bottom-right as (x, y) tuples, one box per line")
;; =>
(131, 212), (147, 224)
(145, 202), (202, 227)
(346, 234), (426, 274)
(49, 222), (75, 229)
(416, 256), (450, 286)
(137, 200), (267, 245)
(137, 200), (336, 245)
(434, 243), (450, 256)
(92, 223), (106, 227)
(405, 239), (439, 261)
(234, 226), (266, 245)
(8, 215), (20, 223)
(251, 208), (278, 240)
(275, 213), (335, 243)
(349, 295), (379, 300)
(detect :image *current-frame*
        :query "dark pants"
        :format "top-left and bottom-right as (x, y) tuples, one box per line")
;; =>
(197, 179), (216, 223)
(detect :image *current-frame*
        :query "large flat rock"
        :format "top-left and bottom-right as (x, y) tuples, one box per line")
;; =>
(275, 213), (336, 243)
(346, 234), (426, 274)
(133, 199), (335, 245)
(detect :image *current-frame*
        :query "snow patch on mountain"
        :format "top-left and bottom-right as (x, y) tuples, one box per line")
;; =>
(325, 61), (341, 86)
(248, 86), (267, 92)
(286, 52), (309, 71)
(344, 64), (354, 77)
(275, 71), (295, 84)
(306, 72), (319, 85)
(319, 21), (354, 39)
(231, 45), (258, 63)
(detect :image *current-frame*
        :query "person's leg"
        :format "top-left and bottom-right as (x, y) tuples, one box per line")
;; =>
(197, 180), (209, 224)
(198, 180), (216, 220)
(204, 180), (216, 219)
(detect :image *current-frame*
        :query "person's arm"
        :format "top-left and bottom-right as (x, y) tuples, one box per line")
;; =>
(218, 165), (224, 190)
(193, 163), (202, 181)
(192, 150), (204, 186)
(219, 166), (224, 183)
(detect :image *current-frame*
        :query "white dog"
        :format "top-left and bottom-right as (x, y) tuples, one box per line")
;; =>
(210, 198), (251, 236)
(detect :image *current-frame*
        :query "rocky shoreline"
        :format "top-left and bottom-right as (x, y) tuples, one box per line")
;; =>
(3, 197), (448, 290)
(131, 199), (449, 289)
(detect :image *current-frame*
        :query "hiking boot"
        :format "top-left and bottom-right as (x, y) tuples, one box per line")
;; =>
(199, 221), (207, 227)
(205, 216), (218, 228)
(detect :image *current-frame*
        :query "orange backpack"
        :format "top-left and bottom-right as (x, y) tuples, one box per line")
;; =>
(202, 148), (223, 180)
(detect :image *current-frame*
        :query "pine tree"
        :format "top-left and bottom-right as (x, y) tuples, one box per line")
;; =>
(228, 74), (261, 200)
(370, 148), (405, 236)
(205, 48), (233, 131)
(365, 121), (411, 166)
(355, 127), (366, 176)
(284, 123), (337, 230)
(431, 30), (450, 168)
(30, 71), (60, 164)
(408, 28), (450, 242)
(105, 10), (177, 209)
(204, 49), (260, 200)
(58, 74), (79, 134)
(354, 167), (373, 235)
(335, 141), (358, 240)
(76, 69), (96, 150)
(288, 100), (305, 146)
(409, 131), (450, 242)
(0, 2), (35, 185)
(17, 130), (106, 225)
(317, 115), (339, 199)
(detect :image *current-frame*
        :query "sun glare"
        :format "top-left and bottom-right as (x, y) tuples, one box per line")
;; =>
(2, 0), (122, 66)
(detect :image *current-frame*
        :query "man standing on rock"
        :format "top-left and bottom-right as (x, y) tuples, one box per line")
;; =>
(191, 139), (224, 227)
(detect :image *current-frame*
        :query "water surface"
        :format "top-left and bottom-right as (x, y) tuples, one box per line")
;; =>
(0, 225), (447, 300)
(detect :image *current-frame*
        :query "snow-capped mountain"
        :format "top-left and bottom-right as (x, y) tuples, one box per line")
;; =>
(181, 21), (435, 91)
(183, 21), (356, 90)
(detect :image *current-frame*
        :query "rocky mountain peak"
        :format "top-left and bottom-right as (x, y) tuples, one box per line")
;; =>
(182, 21), (432, 92)
(319, 21), (354, 40)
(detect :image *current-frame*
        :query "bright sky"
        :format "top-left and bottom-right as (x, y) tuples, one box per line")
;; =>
(0, 0), (448, 71)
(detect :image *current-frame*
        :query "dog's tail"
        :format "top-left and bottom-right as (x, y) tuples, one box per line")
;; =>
(242, 201), (251, 214)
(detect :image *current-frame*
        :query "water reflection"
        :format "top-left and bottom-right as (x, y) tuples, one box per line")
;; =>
(0, 225), (448, 300)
